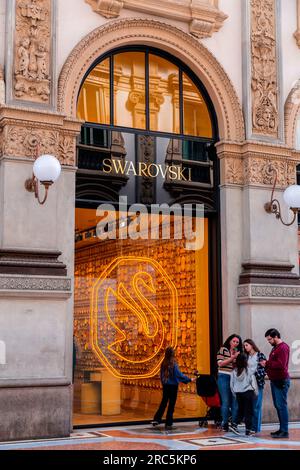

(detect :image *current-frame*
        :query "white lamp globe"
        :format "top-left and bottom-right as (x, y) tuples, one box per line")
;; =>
(283, 184), (300, 209)
(33, 154), (61, 183)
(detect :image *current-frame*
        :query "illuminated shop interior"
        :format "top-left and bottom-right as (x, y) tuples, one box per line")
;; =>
(73, 48), (219, 426)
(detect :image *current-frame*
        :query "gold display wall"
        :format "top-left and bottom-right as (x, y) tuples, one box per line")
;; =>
(74, 214), (210, 423)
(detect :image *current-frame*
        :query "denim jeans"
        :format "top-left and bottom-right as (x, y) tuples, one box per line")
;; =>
(252, 386), (264, 433)
(270, 379), (290, 433)
(217, 373), (238, 426)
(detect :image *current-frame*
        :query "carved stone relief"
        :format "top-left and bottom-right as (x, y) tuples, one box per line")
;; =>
(217, 142), (299, 187)
(13, 0), (52, 104)
(85, 0), (228, 40)
(295, 0), (300, 48)
(0, 107), (82, 166)
(237, 284), (300, 302)
(250, 0), (279, 138)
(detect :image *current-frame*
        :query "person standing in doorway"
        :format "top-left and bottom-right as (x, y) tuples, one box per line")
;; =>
(260, 328), (290, 439)
(217, 334), (243, 432)
(151, 347), (195, 430)
(243, 339), (267, 433)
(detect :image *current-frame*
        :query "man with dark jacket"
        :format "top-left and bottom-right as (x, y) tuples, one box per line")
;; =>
(260, 328), (290, 438)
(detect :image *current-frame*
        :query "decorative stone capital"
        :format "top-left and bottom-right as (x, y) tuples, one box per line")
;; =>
(85, 0), (228, 40)
(216, 141), (300, 187)
(0, 106), (82, 166)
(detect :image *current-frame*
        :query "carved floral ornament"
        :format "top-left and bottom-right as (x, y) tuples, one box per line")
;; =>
(13, 0), (52, 104)
(0, 107), (81, 166)
(1, 125), (76, 166)
(85, 0), (228, 39)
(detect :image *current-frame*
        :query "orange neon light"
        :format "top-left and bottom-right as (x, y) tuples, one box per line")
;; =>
(90, 256), (179, 379)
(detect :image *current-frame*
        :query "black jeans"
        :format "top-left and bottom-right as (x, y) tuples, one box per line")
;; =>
(235, 390), (255, 431)
(154, 384), (178, 426)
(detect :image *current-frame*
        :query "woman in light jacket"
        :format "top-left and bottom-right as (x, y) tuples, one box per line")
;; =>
(230, 353), (258, 436)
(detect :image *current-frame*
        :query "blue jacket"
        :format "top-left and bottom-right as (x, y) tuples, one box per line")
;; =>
(161, 362), (191, 385)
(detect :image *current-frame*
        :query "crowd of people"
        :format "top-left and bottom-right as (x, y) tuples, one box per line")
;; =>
(217, 328), (290, 438)
(151, 328), (290, 437)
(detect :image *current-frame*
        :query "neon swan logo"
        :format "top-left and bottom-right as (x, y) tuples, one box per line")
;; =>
(90, 256), (178, 379)
(105, 271), (165, 363)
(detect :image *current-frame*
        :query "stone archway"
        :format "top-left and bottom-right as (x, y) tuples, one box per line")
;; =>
(57, 18), (245, 142)
(285, 79), (300, 148)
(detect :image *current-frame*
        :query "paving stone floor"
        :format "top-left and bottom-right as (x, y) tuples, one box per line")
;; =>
(1, 422), (300, 451)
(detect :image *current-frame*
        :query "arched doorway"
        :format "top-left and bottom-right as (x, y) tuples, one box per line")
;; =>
(72, 46), (222, 427)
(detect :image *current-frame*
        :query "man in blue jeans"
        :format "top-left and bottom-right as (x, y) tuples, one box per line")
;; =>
(260, 328), (290, 438)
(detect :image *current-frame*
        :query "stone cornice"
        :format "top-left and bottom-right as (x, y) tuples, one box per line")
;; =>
(85, 0), (228, 39)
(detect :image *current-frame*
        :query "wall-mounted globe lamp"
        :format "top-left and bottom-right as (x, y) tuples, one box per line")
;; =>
(264, 165), (300, 226)
(25, 154), (61, 205)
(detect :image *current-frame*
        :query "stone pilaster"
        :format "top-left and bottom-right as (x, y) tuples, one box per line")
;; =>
(0, 105), (81, 441)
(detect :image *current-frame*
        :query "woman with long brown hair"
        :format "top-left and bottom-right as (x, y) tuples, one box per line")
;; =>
(151, 346), (195, 430)
(230, 353), (258, 436)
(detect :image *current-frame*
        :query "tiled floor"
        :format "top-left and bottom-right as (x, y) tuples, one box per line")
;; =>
(1, 422), (300, 451)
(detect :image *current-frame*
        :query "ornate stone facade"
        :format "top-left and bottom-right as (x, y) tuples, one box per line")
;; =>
(13, 0), (53, 104)
(85, 0), (228, 39)
(217, 141), (300, 187)
(0, 106), (82, 166)
(250, 0), (279, 138)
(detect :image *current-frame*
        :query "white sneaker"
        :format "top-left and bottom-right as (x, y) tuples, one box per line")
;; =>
(229, 424), (240, 435)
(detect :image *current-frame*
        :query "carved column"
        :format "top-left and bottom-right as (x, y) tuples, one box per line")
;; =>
(6, 0), (56, 108)
(243, 0), (283, 142)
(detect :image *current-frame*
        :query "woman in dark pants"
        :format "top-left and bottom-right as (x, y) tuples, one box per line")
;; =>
(217, 334), (243, 432)
(151, 347), (195, 430)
